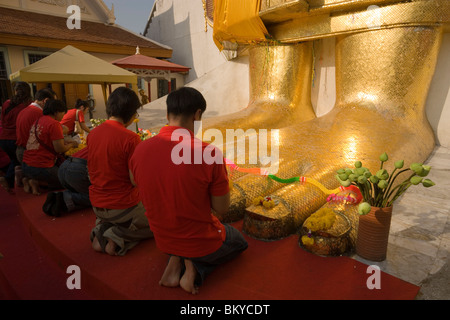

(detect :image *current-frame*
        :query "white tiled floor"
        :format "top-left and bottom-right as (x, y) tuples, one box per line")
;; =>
(352, 146), (450, 299)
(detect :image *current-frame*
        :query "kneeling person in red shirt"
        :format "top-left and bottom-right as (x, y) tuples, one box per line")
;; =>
(22, 99), (78, 195)
(130, 87), (248, 294)
(88, 87), (153, 256)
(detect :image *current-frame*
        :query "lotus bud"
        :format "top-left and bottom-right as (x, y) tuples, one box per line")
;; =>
(410, 162), (422, 169)
(340, 179), (351, 187)
(355, 168), (366, 176)
(358, 175), (367, 184)
(345, 169), (353, 176)
(422, 179), (435, 187)
(376, 169), (389, 180)
(369, 175), (379, 184)
(394, 160), (404, 169)
(349, 174), (358, 182)
(358, 202), (372, 215)
(364, 170), (372, 178)
(379, 152), (388, 162)
(417, 165), (431, 177)
(377, 180), (388, 189)
(336, 174), (351, 187)
(410, 176), (423, 185)
(337, 169), (345, 175)
(354, 161), (362, 168)
(339, 173), (349, 181)
(410, 163), (423, 175)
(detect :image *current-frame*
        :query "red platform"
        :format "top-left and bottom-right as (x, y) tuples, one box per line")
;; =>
(0, 187), (420, 300)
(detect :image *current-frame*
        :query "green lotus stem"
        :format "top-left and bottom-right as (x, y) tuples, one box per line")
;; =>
(387, 167), (398, 186)
(356, 181), (370, 203)
(387, 168), (409, 189)
(383, 168), (409, 204)
(365, 180), (373, 201)
(383, 180), (411, 207)
(373, 180), (386, 207)
(375, 185), (386, 207)
(386, 182), (412, 207)
(384, 181), (407, 205)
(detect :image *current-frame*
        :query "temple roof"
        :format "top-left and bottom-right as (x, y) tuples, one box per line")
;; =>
(0, 6), (172, 58)
(112, 51), (190, 74)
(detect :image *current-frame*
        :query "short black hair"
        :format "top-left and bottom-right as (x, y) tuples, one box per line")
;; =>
(75, 99), (89, 109)
(106, 87), (140, 123)
(35, 88), (55, 102)
(43, 99), (67, 116)
(166, 87), (206, 118)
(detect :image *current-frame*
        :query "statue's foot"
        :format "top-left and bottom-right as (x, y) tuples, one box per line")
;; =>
(241, 104), (435, 240)
(202, 42), (316, 139)
(226, 25), (443, 240)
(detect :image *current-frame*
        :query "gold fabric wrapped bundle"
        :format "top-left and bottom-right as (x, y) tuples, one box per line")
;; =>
(213, 0), (269, 50)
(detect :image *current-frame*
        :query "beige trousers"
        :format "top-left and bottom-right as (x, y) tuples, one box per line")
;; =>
(91, 202), (153, 256)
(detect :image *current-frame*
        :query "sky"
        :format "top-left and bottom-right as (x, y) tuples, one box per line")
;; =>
(102, 0), (155, 35)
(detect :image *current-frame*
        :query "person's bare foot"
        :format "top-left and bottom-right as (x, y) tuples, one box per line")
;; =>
(180, 259), (199, 295)
(22, 177), (31, 193)
(92, 236), (102, 252)
(105, 239), (118, 256)
(15, 166), (23, 187)
(159, 256), (182, 288)
(28, 179), (40, 196)
(0, 177), (11, 193)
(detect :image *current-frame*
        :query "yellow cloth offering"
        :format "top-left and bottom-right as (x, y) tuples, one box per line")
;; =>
(213, 0), (268, 50)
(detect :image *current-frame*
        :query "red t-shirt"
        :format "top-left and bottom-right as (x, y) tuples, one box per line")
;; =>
(129, 126), (230, 258)
(22, 115), (64, 168)
(16, 103), (43, 147)
(60, 108), (85, 134)
(87, 120), (141, 210)
(0, 100), (29, 140)
(72, 146), (88, 160)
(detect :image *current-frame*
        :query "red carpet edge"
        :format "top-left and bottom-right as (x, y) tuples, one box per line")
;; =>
(0, 187), (420, 300)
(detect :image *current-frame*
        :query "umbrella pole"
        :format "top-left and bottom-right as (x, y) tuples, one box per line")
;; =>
(101, 83), (108, 107)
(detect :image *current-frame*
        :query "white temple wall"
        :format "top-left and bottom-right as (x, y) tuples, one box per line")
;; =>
(145, 0), (227, 83)
(425, 33), (450, 148)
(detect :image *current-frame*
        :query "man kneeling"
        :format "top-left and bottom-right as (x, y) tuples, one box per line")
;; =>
(88, 87), (153, 256)
(130, 87), (248, 294)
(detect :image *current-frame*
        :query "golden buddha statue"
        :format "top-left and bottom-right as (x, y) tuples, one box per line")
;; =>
(203, 0), (449, 244)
